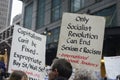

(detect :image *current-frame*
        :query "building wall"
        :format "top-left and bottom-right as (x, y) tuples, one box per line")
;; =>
(0, 0), (12, 31)
(6, 0), (12, 27)
(20, 0), (120, 62)
(21, 0), (69, 33)
(117, 0), (120, 26)
(21, 0), (119, 31)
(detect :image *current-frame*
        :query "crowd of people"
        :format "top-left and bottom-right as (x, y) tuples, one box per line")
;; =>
(0, 57), (120, 80)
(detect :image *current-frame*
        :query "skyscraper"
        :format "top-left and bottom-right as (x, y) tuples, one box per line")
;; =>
(0, 0), (12, 31)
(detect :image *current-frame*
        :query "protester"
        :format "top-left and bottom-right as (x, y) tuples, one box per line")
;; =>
(9, 70), (28, 80)
(73, 68), (98, 80)
(0, 56), (6, 80)
(48, 58), (72, 80)
(116, 75), (120, 80)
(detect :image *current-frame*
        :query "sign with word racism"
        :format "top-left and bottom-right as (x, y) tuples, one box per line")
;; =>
(8, 25), (46, 80)
(104, 56), (120, 79)
(57, 13), (105, 71)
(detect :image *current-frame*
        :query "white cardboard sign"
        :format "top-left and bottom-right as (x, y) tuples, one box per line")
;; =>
(57, 13), (105, 71)
(8, 25), (46, 80)
(104, 56), (120, 79)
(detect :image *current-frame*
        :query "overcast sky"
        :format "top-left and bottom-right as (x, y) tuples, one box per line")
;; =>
(11, 0), (22, 24)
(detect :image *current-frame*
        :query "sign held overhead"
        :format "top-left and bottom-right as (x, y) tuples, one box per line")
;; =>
(8, 25), (46, 80)
(57, 13), (106, 71)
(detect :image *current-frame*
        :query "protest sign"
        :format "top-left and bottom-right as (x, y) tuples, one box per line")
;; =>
(8, 25), (46, 80)
(57, 13), (105, 71)
(104, 56), (120, 79)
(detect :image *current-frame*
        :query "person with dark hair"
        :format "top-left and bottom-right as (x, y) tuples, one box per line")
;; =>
(9, 70), (28, 80)
(48, 58), (72, 80)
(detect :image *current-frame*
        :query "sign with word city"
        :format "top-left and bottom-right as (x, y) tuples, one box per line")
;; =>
(8, 25), (46, 80)
(57, 13), (105, 71)
(104, 56), (120, 79)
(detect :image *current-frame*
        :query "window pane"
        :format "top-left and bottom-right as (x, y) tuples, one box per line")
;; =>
(74, 0), (81, 11)
(54, 8), (60, 21)
(24, 3), (33, 29)
(51, 0), (61, 22)
(36, 0), (45, 29)
(53, 28), (60, 42)
(81, 0), (85, 8)
(37, 15), (44, 27)
(46, 27), (60, 44)
(47, 35), (51, 44)
(70, 0), (85, 12)
(94, 5), (116, 27)
(52, 0), (61, 7)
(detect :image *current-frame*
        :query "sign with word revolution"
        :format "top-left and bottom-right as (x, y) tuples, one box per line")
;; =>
(8, 25), (46, 80)
(57, 13), (105, 71)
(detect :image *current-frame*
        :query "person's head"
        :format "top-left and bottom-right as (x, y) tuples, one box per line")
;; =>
(9, 70), (28, 80)
(48, 58), (72, 80)
(74, 69), (97, 80)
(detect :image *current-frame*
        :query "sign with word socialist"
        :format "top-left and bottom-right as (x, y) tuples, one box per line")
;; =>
(57, 13), (105, 71)
(8, 25), (46, 80)
(104, 56), (120, 79)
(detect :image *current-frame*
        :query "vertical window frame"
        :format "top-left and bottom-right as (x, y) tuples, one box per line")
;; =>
(24, 2), (33, 29)
(70, 0), (85, 12)
(51, 0), (62, 22)
(36, 0), (45, 29)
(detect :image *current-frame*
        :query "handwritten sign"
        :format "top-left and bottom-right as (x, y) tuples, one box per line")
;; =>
(8, 25), (46, 80)
(57, 13), (105, 71)
(104, 56), (120, 79)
